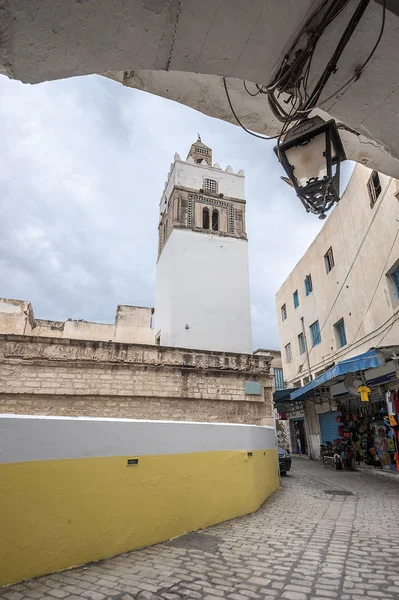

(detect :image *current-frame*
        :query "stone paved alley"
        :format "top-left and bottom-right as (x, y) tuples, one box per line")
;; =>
(2, 459), (399, 600)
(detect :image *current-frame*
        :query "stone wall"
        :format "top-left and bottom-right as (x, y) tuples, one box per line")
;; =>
(0, 335), (273, 425)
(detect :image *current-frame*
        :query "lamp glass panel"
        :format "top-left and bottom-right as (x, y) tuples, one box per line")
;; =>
(285, 133), (327, 186)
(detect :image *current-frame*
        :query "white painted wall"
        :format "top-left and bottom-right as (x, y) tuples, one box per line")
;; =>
(276, 165), (399, 386)
(155, 229), (252, 353)
(0, 414), (276, 463)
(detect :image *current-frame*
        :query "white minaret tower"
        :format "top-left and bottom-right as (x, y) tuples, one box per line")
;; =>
(154, 137), (253, 354)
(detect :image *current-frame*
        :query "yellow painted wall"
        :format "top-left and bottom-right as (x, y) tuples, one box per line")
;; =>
(0, 449), (279, 586)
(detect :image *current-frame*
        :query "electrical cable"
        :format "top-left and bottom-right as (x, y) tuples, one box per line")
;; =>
(223, 77), (283, 140)
(239, 0), (385, 134)
(319, 0), (386, 107)
(243, 81), (263, 97)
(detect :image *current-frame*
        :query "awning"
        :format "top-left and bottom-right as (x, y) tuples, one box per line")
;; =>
(273, 388), (299, 403)
(290, 349), (385, 401)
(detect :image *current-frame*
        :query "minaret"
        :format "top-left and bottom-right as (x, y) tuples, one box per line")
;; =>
(154, 137), (253, 353)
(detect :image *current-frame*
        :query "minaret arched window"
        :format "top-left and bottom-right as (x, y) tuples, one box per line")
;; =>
(212, 209), (219, 231)
(202, 207), (210, 229)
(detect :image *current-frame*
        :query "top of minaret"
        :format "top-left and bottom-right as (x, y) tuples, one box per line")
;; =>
(186, 135), (212, 166)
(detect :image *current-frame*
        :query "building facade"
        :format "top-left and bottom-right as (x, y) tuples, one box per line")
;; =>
(154, 137), (253, 353)
(275, 165), (399, 460)
(276, 165), (399, 388)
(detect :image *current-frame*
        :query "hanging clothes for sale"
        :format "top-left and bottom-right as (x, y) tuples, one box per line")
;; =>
(385, 391), (398, 427)
(358, 384), (371, 402)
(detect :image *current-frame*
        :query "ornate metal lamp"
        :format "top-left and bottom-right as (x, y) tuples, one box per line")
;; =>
(274, 117), (346, 219)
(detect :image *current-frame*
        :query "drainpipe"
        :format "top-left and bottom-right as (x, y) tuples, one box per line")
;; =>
(300, 317), (313, 381)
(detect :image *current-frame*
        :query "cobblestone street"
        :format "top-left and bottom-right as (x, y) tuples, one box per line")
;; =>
(2, 459), (399, 600)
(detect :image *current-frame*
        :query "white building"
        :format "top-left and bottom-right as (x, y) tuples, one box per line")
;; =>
(276, 164), (399, 388)
(275, 165), (399, 459)
(154, 137), (253, 353)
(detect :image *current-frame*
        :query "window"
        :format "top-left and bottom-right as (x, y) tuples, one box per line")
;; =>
(387, 261), (399, 307)
(196, 159), (202, 164)
(298, 332), (306, 355)
(293, 290), (299, 309)
(310, 320), (321, 346)
(334, 319), (347, 348)
(274, 367), (284, 391)
(285, 343), (292, 364)
(212, 209), (219, 231)
(392, 266), (399, 298)
(324, 247), (334, 273)
(281, 304), (287, 321)
(305, 274), (313, 296)
(367, 170), (381, 208)
(204, 178), (217, 193)
(202, 207), (210, 229)
(196, 147), (208, 155)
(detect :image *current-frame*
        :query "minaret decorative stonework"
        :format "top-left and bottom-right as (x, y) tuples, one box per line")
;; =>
(154, 137), (252, 353)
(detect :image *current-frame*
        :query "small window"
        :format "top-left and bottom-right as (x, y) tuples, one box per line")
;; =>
(196, 159), (202, 164)
(196, 147), (208, 155)
(367, 170), (381, 208)
(285, 343), (292, 364)
(274, 367), (284, 390)
(212, 209), (219, 231)
(202, 207), (210, 229)
(392, 266), (399, 298)
(324, 247), (334, 273)
(388, 264), (399, 302)
(334, 319), (347, 348)
(310, 320), (321, 346)
(298, 333), (306, 355)
(281, 304), (287, 321)
(204, 178), (217, 193)
(305, 274), (313, 296)
(293, 290), (299, 309)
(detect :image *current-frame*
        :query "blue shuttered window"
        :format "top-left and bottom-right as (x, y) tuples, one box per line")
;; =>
(304, 274), (313, 296)
(335, 319), (347, 348)
(293, 290), (299, 308)
(274, 367), (284, 390)
(392, 266), (399, 299)
(310, 320), (321, 346)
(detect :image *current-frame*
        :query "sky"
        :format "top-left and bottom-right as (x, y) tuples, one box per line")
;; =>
(0, 74), (354, 349)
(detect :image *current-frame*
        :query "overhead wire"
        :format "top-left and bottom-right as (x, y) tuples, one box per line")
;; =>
(225, 0), (386, 141)
(223, 77), (283, 141)
(319, 0), (386, 108)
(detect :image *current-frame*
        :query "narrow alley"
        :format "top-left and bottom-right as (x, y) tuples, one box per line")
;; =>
(3, 459), (399, 600)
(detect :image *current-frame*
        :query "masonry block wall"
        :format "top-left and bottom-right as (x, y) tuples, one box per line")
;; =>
(0, 335), (273, 425)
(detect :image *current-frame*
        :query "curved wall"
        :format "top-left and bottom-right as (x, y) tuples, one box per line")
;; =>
(0, 415), (279, 586)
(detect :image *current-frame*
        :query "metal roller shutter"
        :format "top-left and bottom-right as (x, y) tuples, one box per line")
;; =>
(319, 411), (341, 444)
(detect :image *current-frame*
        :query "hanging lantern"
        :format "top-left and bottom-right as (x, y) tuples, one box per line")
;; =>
(274, 117), (346, 219)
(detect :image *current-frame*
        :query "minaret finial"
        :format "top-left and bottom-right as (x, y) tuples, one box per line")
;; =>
(198, 133), (201, 142)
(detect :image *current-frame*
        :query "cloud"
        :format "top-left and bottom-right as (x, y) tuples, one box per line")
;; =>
(0, 74), (353, 349)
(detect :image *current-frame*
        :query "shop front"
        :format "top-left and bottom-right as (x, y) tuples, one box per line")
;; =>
(290, 348), (399, 472)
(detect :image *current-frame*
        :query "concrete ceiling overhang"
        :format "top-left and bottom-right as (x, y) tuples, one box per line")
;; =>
(1, 0), (399, 176)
